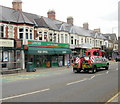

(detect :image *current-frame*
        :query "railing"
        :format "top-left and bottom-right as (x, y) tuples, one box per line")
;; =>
(0, 62), (21, 70)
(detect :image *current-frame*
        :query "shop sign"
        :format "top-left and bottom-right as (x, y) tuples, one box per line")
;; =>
(62, 51), (67, 53)
(0, 39), (14, 47)
(16, 40), (22, 48)
(38, 50), (48, 54)
(28, 40), (69, 48)
(70, 44), (75, 49)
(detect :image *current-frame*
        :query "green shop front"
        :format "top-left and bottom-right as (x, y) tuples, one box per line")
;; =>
(24, 40), (71, 68)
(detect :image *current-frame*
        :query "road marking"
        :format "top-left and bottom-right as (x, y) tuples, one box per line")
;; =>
(106, 71), (109, 74)
(66, 78), (88, 86)
(0, 88), (50, 101)
(106, 92), (120, 103)
(89, 75), (96, 80)
(96, 74), (103, 76)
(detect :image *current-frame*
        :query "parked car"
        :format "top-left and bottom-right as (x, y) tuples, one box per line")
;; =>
(115, 56), (120, 62)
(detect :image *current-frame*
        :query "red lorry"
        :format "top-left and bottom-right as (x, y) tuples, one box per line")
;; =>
(73, 49), (109, 73)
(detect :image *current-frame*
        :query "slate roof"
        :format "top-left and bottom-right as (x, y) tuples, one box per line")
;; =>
(0, 5), (39, 25)
(103, 33), (117, 43)
(0, 5), (109, 40)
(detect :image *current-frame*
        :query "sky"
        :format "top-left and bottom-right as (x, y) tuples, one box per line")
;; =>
(0, 0), (119, 36)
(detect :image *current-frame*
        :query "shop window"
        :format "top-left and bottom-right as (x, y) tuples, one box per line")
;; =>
(0, 25), (4, 38)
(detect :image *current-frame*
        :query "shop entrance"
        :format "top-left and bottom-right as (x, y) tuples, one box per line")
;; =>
(34, 55), (47, 68)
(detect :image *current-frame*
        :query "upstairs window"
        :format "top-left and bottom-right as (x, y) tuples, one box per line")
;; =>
(0, 25), (4, 38)
(71, 36), (73, 44)
(8, 25), (14, 38)
(19, 28), (24, 39)
(30, 29), (33, 39)
(61, 34), (64, 43)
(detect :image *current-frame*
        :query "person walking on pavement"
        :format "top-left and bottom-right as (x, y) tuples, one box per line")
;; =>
(67, 59), (70, 68)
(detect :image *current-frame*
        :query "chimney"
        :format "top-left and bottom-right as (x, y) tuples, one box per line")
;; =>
(12, 0), (22, 11)
(47, 10), (56, 20)
(83, 22), (89, 30)
(94, 28), (101, 33)
(67, 16), (73, 25)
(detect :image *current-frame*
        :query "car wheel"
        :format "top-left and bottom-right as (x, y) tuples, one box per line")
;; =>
(89, 66), (97, 74)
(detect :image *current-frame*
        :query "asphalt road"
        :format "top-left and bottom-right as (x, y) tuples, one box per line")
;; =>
(1, 62), (119, 103)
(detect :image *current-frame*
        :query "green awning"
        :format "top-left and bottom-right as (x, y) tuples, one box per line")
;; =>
(26, 47), (71, 55)
(53, 48), (71, 54)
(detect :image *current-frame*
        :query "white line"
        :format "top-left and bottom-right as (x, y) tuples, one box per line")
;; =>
(66, 78), (88, 86)
(106, 71), (109, 74)
(0, 88), (50, 101)
(89, 75), (96, 80)
(96, 74), (103, 76)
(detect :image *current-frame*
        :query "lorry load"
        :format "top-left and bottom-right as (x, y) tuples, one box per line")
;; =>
(73, 49), (109, 73)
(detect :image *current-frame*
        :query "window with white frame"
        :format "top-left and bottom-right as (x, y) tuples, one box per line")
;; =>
(38, 31), (42, 40)
(53, 33), (57, 42)
(44, 31), (47, 40)
(65, 34), (68, 43)
(30, 28), (33, 39)
(77, 40), (79, 45)
(8, 25), (14, 38)
(49, 33), (52, 42)
(58, 34), (60, 43)
(100, 41), (102, 46)
(25, 28), (29, 39)
(71, 36), (73, 44)
(90, 38), (91, 44)
(19, 28), (24, 39)
(81, 38), (83, 43)
(61, 34), (64, 43)
(0, 25), (4, 38)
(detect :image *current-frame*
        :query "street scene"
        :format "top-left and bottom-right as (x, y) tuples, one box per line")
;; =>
(0, 0), (119, 103)
(0, 61), (119, 103)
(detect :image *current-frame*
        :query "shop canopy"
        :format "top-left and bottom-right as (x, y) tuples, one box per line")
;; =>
(26, 47), (71, 55)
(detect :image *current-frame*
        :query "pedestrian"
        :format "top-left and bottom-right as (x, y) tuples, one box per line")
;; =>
(67, 59), (70, 68)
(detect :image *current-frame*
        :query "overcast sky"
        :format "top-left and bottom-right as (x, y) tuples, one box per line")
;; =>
(1, 0), (119, 36)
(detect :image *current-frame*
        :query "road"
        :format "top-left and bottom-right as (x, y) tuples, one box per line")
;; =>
(1, 61), (119, 103)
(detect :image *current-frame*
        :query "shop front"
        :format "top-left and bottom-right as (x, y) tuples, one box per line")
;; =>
(0, 39), (24, 70)
(24, 40), (71, 68)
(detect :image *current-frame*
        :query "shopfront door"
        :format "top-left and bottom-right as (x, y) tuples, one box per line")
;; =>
(34, 55), (47, 68)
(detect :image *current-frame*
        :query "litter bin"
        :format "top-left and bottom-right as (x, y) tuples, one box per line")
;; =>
(26, 62), (36, 72)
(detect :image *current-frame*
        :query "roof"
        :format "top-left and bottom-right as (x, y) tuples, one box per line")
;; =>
(103, 33), (117, 43)
(0, 5), (39, 25)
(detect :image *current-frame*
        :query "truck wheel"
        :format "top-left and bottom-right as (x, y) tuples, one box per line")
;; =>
(89, 66), (97, 74)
